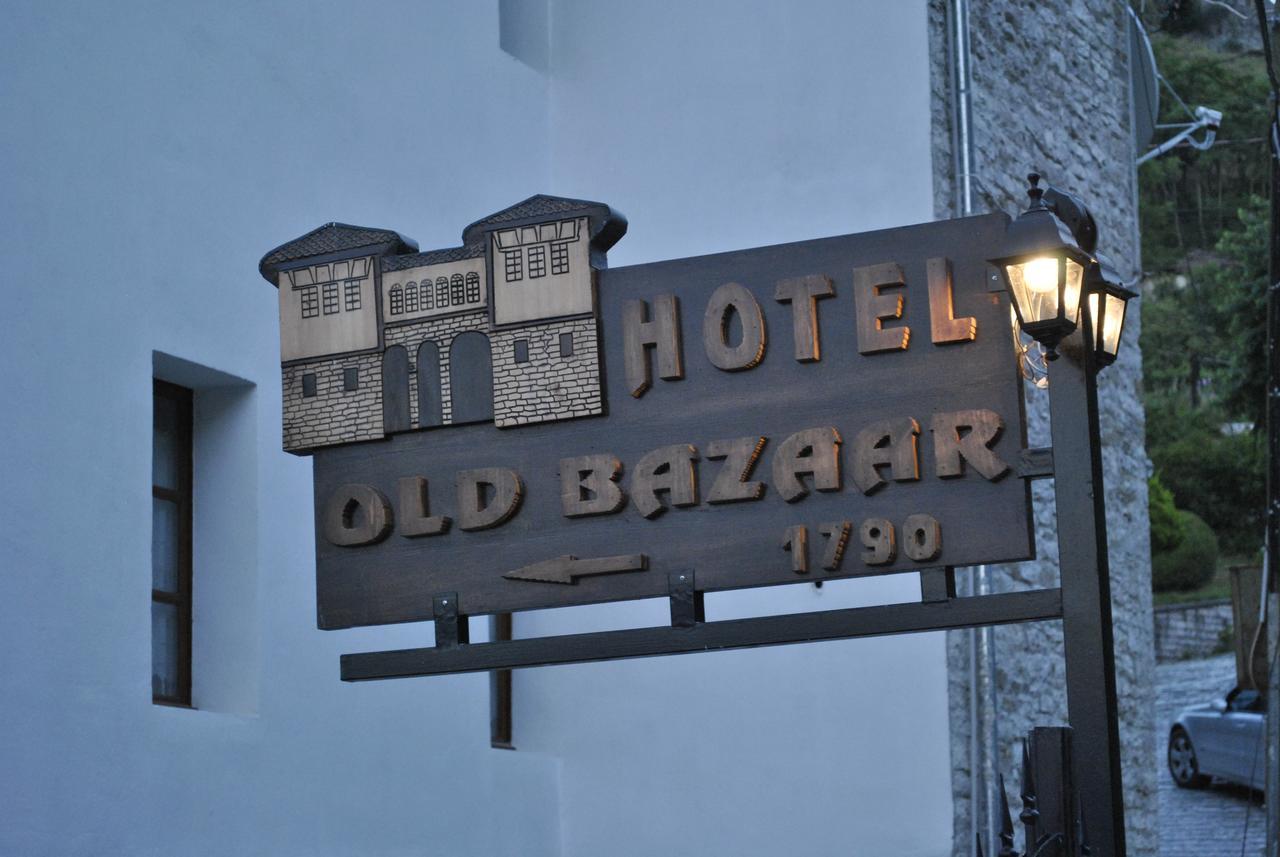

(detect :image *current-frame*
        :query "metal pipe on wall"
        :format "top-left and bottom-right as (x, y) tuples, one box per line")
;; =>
(947, 1), (1001, 853)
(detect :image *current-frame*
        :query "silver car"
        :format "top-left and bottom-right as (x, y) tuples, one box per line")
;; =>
(1168, 686), (1267, 791)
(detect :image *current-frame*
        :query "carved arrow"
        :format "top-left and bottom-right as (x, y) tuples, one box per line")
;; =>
(504, 554), (648, 584)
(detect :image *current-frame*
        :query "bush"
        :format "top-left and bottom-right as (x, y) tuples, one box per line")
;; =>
(1152, 431), (1264, 555)
(1153, 511), (1219, 592)
(1148, 475), (1185, 554)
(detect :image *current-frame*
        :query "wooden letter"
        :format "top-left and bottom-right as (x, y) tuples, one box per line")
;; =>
(818, 520), (851, 571)
(703, 282), (766, 371)
(771, 427), (841, 503)
(854, 262), (910, 354)
(930, 409), (1010, 481)
(783, 525), (809, 574)
(631, 444), (699, 519)
(705, 436), (767, 504)
(456, 468), (524, 531)
(774, 274), (834, 362)
(560, 454), (626, 518)
(903, 514), (942, 562)
(623, 295), (684, 398)
(323, 484), (393, 547)
(859, 518), (896, 565)
(851, 417), (920, 495)
(927, 257), (976, 344)
(398, 476), (450, 537)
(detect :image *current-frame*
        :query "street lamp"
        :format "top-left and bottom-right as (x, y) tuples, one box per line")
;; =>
(1085, 254), (1137, 369)
(989, 174), (1097, 360)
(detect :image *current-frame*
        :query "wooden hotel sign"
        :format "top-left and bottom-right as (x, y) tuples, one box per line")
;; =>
(259, 196), (1031, 630)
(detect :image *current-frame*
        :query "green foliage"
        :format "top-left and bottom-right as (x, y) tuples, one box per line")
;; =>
(1148, 474), (1185, 554)
(1200, 196), (1269, 427)
(1152, 510), (1220, 591)
(1151, 423), (1265, 554)
(1143, 195), (1267, 553)
(1138, 35), (1271, 272)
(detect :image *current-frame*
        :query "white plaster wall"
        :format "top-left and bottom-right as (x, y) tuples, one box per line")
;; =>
(1, 2), (948, 856)
(514, 3), (952, 857)
(0, 3), (560, 855)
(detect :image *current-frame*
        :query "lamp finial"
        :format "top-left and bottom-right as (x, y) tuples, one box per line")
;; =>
(1026, 173), (1044, 207)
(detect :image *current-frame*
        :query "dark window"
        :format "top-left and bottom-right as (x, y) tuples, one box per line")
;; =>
(322, 282), (339, 314)
(405, 282), (419, 314)
(344, 279), (361, 311)
(528, 245), (546, 278)
(551, 242), (570, 275)
(301, 287), (319, 318)
(465, 271), (481, 303)
(513, 339), (529, 363)
(504, 250), (522, 282)
(343, 367), (359, 392)
(451, 273), (465, 305)
(559, 332), (574, 357)
(417, 341), (443, 428)
(152, 380), (193, 706)
(302, 373), (317, 397)
(389, 285), (403, 315)
(450, 332), (494, 424)
(436, 277), (450, 308)
(382, 346), (412, 433)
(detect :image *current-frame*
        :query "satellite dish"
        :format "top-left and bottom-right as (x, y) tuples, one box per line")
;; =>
(1129, 8), (1160, 150)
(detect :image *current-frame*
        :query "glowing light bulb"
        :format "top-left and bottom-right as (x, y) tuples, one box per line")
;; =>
(1023, 257), (1058, 293)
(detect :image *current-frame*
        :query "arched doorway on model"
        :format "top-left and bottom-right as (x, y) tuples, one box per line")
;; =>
(449, 331), (493, 425)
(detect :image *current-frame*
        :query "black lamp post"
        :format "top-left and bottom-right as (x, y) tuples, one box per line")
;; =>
(1084, 254), (1138, 369)
(990, 172), (1131, 855)
(989, 174), (1097, 360)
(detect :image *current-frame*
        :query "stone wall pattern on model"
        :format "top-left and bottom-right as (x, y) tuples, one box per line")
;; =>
(490, 316), (602, 427)
(383, 311), (491, 428)
(929, 1), (1157, 854)
(281, 352), (383, 451)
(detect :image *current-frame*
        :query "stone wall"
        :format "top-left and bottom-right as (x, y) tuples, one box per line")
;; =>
(281, 352), (382, 452)
(929, 1), (1157, 854)
(383, 311), (490, 427)
(1154, 600), (1234, 663)
(490, 316), (603, 427)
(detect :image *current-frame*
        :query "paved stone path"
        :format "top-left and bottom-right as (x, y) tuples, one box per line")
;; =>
(1156, 654), (1268, 856)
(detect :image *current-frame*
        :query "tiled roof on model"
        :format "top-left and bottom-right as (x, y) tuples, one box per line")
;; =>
(259, 223), (417, 282)
(259, 195), (628, 285)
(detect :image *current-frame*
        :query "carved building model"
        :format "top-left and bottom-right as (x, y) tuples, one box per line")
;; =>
(258, 196), (626, 453)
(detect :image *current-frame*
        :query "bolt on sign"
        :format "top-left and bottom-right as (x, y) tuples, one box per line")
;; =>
(259, 195), (1031, 630)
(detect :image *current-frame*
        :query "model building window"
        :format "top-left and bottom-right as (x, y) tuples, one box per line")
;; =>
(152, 380), (193, 706)
(465, 271), (481, 303)
(504, 249), (522, 282)
(451, 273), (465, 305)
(405, 282), (419, 314)
(389, 285), (403, 315)
(322, 282), (339, 315)
(344, 279), (361, 311)
(436, 276), (450, 308)
(528, 246), (547, 278)
(301, 286), (319, 318)
(559, 332), (574, 357)
(301, 373), (317, 397)
(513, 339), (529, 363)
(421, 282), (434, 310)
(551, 242), (570, 275)
(343, 367), (359, 392)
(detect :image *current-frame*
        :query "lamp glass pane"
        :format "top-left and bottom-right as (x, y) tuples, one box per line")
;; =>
(1063, 258), (1084, 324)
(1101, 292), (1126, 356)
(1006, 256), (1059, 324)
